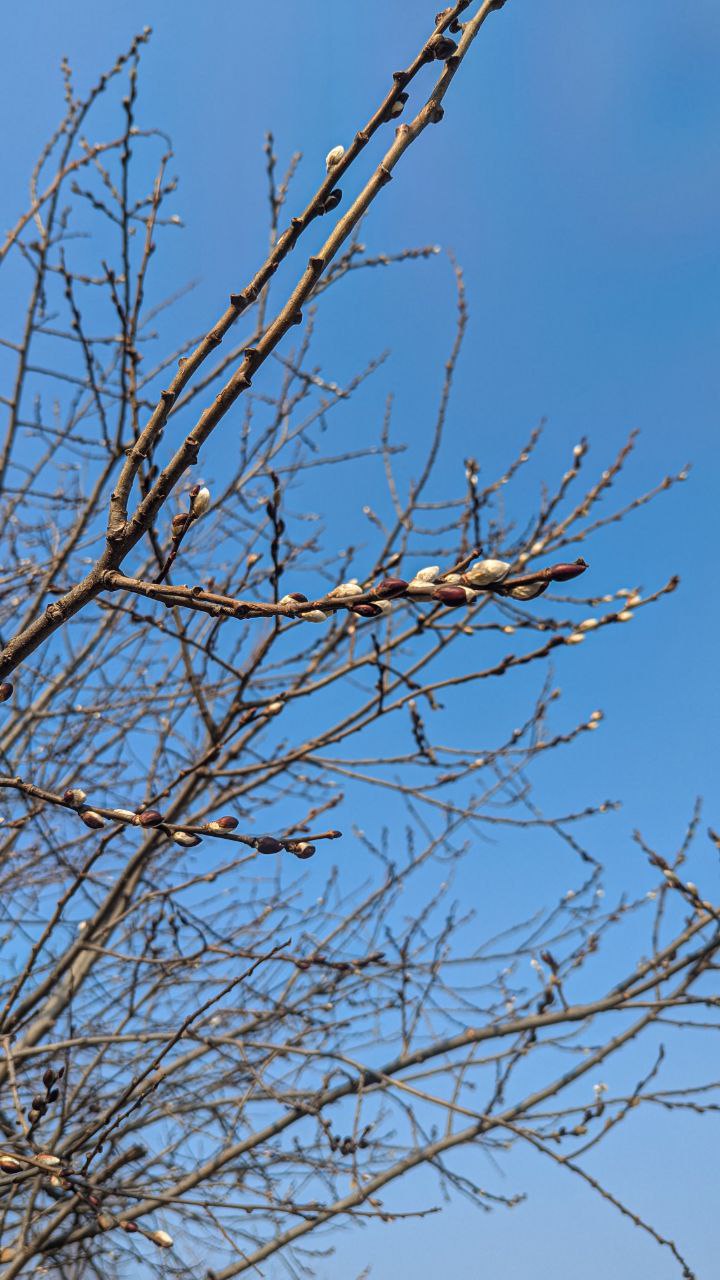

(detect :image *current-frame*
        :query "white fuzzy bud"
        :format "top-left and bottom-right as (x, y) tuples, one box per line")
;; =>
(503, 581), (547, 601)
(191, 485), (210, 517)
(325, 145), (345, 171)
(150, 1229), (173, 1248)
(414, 565), (440, 582)
(172, 831), (201, 848)
(329, 581), (363, 598)
(63, 788), (87, 805)
(303, 609), (331, 622)
(617, 610), (634, 622)
(578, 617), (599, 631)
(465, 558), (511, 587)
(565, 632), (585, 644)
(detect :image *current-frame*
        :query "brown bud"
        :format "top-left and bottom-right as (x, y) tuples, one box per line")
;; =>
(215, 815), (238, 830)
(547, 558), (588, 582)
(287, 592), (308, 603)
(321, 188), (342, 214)
(433, 585), (468, 607)
(80, 810), (105, 830)
(431, 35), (457, 59)
(120, 1220), (139, 1233)
(0, 682), (13, 703)
(386, 92), (409, 120)
(351, 603), (383, 618)
(256, 835), (283, 855)
(171, 513), (190, 536)
(63, 788), (87, 806)
(32, 1096), (47, 1112)
(43, 1068), (56, 1089)
(0, 1155), (21, 1173)
(374, 577), (408, 599)
(137, 809), (164, 827)
(293, 842), (316, 860)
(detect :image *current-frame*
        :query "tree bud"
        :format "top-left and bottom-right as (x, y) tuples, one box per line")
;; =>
(329, 581), (363, 598)
(351, 603), (383, 618)
(171, 513), (190, 536)
(303, 609), (331, 623)
(190, 485), (211, 517)
(256, 835), (283, 855)
(80, 810), (105, 829)
(0, 1155), (21, 1172)
(280, 592), (308, 605)
(293, 842), (316, 860)
(0, 682), (13, 703)
(321, 188), (342, 214)
(387, 92), (409, 119)
(210, 815), (238, 831)
(374, 577), (408, 598)
(325, 145), (345, 171)
(407, 566), (440, 596)
(43, 1068), (56, 1089)
(35, 1154), (60, 1166)
(63, 788), (87, 805)
(433, 585), (468, 607)
(432, 35), (457, 59)
(114, 809), (138, 820)
(502, 581), (549, 600)
(137, 809), (164, 827)
(172, 831), (201, 847)
(547, 558), (588, 582)
(464, 558), (511, 587)
(150, 1230), (173, 1248)
(120, 1220), (139, 1232)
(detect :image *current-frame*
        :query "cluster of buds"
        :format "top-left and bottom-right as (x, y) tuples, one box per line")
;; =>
(27, 1066), (63, 1127)
(58, 788), (334, 861)
(280, 557), (588, 625)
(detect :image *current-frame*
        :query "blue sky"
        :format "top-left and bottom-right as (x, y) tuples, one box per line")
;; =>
(1, 2), (718, 1276)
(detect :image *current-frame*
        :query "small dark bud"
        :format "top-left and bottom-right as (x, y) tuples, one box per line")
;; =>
(547, 558), (588, 582)
(172, 513), (190, 536)
(137, 809), (164, 827)
(47, 1088), (59, 1102)
(293, 842), (316, 860)
(374, 577), (408, 599)
(321, 188), (342, 214)
(351, 603), (383, 618)
(434, 585), (468, 606)
(0, 682), (13, 703)
(43, 1068), (56, 1089)
(387, 92), (409, 120)
(120, 1221), (139, 1233)
(32, 1096), (47, 1112)
(215, 815), (238, 830)
(432, 35), (457, 59)
(288, 592), (308, 603)
(256, 835), (283, 855)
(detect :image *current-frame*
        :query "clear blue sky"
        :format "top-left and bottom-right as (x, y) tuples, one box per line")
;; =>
(1, 3), (718, 1276)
